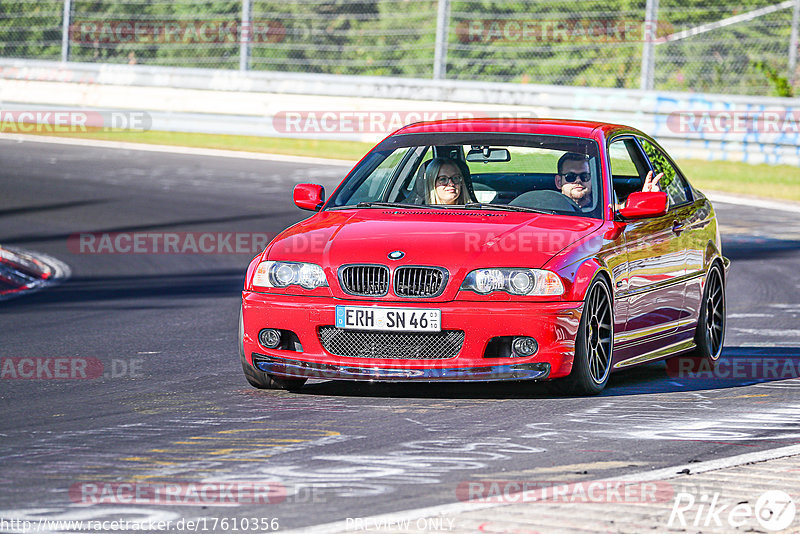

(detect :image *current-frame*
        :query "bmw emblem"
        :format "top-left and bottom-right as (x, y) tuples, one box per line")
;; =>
(388, 250), (405, 260)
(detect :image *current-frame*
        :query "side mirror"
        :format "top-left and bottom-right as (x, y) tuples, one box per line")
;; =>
(293, 184), (325, 211)
(618, 191), (668, 219)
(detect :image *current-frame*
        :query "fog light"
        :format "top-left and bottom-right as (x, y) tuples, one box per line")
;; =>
(258, 328), (281, 349)
(512, 336), (538, 357)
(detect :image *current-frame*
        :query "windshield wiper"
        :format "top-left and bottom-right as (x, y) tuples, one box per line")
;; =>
(348, 202), (448, 209)
(463, 202), (555, 215)
(328, 202), (416, 210)
(357, 202), (418, 208)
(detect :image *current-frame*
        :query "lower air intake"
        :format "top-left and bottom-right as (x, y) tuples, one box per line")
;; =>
(318, 327), (464, 359)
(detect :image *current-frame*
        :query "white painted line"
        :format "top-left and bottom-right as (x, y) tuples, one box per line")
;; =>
(0, 133), (357, 167)
(285, 443), (800, 534)
(706, 191), (800, 214)
(730, 327), (800, 337)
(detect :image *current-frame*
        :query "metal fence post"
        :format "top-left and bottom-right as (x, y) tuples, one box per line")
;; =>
(640, 0), (659, 90)
(61, 0), (72, 62)
(790, 0), (800, 86)
(240, 0), (252, 71)
(433, 0), (450, 80)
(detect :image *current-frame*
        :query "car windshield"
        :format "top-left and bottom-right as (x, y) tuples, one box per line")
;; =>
(325, 132), (603, 219)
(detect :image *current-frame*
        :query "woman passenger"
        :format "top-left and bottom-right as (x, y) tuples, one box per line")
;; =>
(423, 157), (470, 205)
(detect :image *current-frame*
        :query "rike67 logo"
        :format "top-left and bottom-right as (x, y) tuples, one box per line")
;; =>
(669, 489), (796, 531)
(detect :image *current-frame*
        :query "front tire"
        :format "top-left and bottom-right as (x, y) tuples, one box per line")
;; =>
(553, 277), (614, 395)
(239, 307), (307, 391)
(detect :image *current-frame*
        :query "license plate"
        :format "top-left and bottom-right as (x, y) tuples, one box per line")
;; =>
(335, 306), (441, 332)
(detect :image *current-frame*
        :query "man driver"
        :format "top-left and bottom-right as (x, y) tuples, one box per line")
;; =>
(555, 152), (663, 210)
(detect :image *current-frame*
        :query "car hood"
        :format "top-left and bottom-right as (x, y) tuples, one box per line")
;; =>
(267, 208), (601, 270)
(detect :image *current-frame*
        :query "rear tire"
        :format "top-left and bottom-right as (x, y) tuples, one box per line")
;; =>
(239, 307), (306, 391)
(551, 277), (614, 396)
(692, 263), (726, 362)
(667, 263), (725, 374)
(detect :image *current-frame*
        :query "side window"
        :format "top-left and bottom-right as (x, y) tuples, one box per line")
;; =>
(346, 147), (412, 204)
(387, 146), (429, 202)
(639, 138), (692, 207)
(608, 138), (650, 204)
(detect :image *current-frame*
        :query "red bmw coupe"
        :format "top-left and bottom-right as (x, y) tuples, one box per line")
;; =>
(239, 119), (729, 395)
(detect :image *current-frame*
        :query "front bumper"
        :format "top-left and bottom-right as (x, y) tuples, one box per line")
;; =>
(252, 352), (551, 382)
(242, 291), (582, 381)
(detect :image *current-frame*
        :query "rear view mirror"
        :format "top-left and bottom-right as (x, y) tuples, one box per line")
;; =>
(618, 191), (668, 219)
(293, 184), (325, 211)
(466, 146), (511, 163)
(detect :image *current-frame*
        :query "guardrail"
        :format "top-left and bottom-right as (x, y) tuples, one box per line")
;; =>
(1, 59), (798, 165)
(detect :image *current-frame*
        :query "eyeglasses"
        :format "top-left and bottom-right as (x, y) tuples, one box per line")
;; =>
(562, 172), (591, 183)
(436, 175), (463, 186)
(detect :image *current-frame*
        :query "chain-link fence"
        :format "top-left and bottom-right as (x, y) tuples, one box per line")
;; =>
(0, 0), (797, 96)
(0, 0), (64, 60)
(651, 1), (797, 95)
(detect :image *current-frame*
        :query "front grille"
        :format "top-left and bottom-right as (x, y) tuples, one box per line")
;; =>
(338, 265), (389, 296)
(394, 266), (448, 297)
(319, 327), (464, 359)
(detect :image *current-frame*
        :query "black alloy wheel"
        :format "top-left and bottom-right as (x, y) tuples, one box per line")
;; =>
(553, 277), (614, 395)
(699, 263), (726, 361)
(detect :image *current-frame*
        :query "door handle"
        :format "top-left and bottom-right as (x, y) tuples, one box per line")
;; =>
(672, 221), (685, 234)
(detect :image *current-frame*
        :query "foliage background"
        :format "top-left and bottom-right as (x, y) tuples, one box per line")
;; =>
(0, 0), (796, 96)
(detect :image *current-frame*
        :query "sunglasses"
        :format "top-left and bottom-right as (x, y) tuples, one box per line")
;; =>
(435, 175), (463, 186)
(562, 172), (591, 183)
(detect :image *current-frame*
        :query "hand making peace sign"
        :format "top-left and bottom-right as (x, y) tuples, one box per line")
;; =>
(642, 170), (664, 192)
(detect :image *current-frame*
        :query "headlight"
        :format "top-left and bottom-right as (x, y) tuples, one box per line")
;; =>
(461, 268), (564, 296)
(252, 261), (328, 289)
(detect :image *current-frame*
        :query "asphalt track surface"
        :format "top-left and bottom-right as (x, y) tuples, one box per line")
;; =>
(1, 138), (799, 532)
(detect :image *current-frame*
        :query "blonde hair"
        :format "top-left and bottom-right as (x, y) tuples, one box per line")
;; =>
(424, 158), (470, 205)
